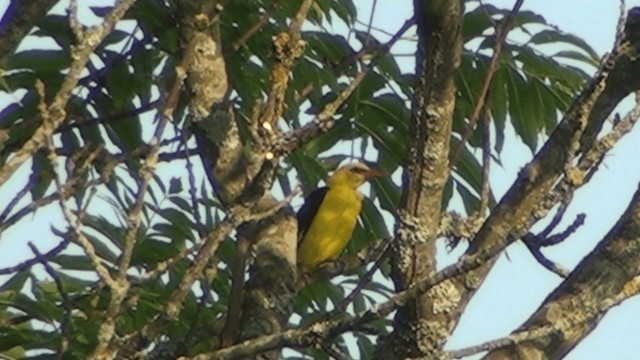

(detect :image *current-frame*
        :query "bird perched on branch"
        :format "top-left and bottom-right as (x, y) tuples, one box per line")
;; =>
(296, 162), (385, 271)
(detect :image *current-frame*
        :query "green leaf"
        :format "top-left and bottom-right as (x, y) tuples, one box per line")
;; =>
(552, 49), (599, 67)
(463, 4), (497, 41)
(331, 0), (357, 25)
(132, 237), (182, 266)
(106, 111), (142, 153)
(512, 10), (547, 27)
(168, 177), (183, 194)
(356, 95), (408, 165)
(303, 31), (355, 69)
(506, 67), (538, 151)
(30, 151), (53, 201)
(33, 14), (73, 49)
(491, 67), (508, 154)
(0, 270), (29, 292)
(83, 215), (123, 262)
(357, 198), (389, 244)
(101, 29), (132, 47)
(371, 176), (400, 214)
(456, 180), (480, 215)
(357, 334), (374, 359)
(51, 254), (96, 271)
(0, 293), (55, 323)
(5, 50), (70, 73)
(89, 6), (113, 17)
(290, 152), (329, 195)
(529, 29), (599, 61)
(450, 137), (487, 201)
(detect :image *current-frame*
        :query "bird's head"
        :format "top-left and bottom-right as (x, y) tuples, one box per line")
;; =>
(327, 162), (385, 189)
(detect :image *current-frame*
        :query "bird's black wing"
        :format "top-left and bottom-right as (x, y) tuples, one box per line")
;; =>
(296, 186), (329, 244)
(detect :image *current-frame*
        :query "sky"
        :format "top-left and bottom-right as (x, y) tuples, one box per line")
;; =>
(1, 0), (640, 359)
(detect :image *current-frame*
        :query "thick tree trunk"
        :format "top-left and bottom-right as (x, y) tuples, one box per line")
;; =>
(379, 0), (463, 357)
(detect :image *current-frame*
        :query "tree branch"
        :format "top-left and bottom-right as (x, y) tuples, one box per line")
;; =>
(0, 0), (137, 188)
(0, 0), (57, 64)
(485, 181), (640, 359)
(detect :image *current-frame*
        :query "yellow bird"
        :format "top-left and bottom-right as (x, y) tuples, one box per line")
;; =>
(296, 162), (385, 270)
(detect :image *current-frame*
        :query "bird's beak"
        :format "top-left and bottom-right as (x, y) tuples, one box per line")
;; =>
(364, 167), (386, 180)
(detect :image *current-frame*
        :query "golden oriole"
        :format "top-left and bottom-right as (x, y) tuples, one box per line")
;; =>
(296, 163), (384, 270)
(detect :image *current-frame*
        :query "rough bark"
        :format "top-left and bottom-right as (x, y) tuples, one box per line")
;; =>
(176, 0), (261, 208)
(379, 0), (463, 357)
(235, 196), (297, 360)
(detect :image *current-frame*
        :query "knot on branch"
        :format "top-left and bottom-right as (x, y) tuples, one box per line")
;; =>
(313, 115), (336, 131)
(186, 33), (228, 120)
(272, 32), (307, 66)
(397, 210), (428, 245)
(439, 212), (484, 249)
(523, 213), (586, 278)
(414, 319), (449, 356)
(426, 281), (462, 314)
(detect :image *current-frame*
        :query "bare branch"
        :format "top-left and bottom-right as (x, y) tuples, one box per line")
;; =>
(0, 237), (69, 275)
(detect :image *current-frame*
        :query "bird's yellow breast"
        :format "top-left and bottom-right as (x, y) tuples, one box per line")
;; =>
(297, 185), (362, 270)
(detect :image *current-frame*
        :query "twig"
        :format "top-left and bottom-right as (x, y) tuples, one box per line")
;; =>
(303, 237), (392, 285)
(0, 144), (146, 233)
(0, 178), (31, 225)
(450, 0), (525, 169)
(219, 237), (252, 348)
(322, 342), (352, 360)
(295, 15), (416, 104)
(0, 238), (69, 275)
(479, 104), (492, 214)
(541, 213), (585, 246)
(522, 213), (585, 278)
(220, 187), (301, 347)
(527, 89), (640, 255)
(321, 238), (392, 321)
(96, 25), (182, 358)
(277, 17), (415, 155)
(55, 99), (160, 134)
(28, 242), (73, 359)
(231, 0), (283, 52)
(522, 234), (569, 278)
(129, 244), (199, 284)
(354, 18), (417, 40)
(182, 126), (206, 237)
(36, 79), (116, 290)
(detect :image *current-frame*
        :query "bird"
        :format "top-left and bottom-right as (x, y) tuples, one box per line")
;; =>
(296, 162), (385, 271)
